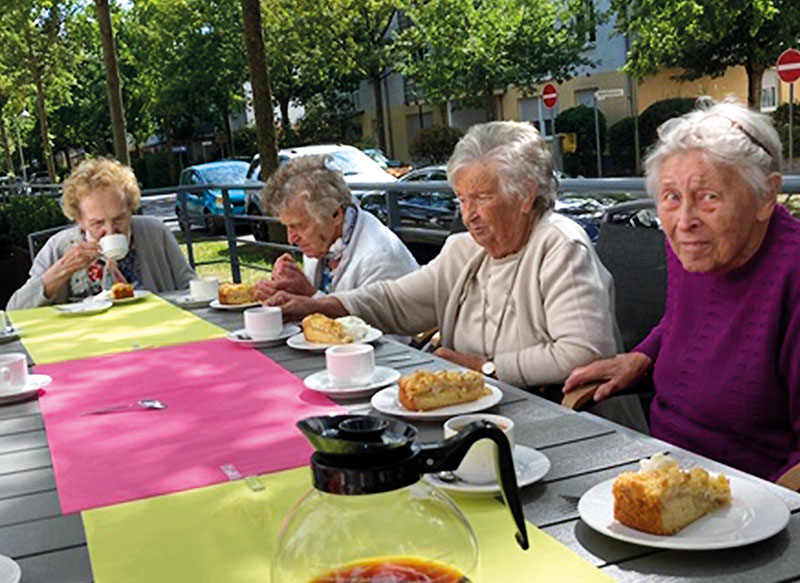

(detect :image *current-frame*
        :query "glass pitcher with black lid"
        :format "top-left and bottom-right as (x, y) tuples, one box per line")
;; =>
(273, 414), (529, 582)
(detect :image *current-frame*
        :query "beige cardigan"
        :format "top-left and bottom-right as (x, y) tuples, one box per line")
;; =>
(336, 211), (618, 387)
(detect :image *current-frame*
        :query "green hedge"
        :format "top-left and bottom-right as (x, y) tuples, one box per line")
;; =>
(556, 105), (605, 177)
(0, 195), (69, 252)
(409, 125), (463, 166)
(608, 116), (637, 176)
(772, 103), (800, 159)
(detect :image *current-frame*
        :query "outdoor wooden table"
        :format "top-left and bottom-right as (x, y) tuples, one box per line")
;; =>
(1, 296), (799, 582)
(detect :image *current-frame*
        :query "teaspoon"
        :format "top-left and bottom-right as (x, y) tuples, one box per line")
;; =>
(82, 399), (167, 416)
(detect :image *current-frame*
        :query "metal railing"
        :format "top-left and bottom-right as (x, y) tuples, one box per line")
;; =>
(14, 174), (800, 285)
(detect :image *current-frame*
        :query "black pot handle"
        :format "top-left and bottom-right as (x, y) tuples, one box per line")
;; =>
(417, 420), (529, 550)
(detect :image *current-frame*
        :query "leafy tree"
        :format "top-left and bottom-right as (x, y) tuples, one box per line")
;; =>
(609, 0), (800, 107)
(637, 97), (695, 149)
(0, 0), (83, 182)
(395, 0), (595, 119)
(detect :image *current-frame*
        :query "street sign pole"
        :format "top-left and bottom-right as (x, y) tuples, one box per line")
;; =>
(593, 95), (602, 177)
(791, 83), (794, 174)
(777, 48), (800, 173)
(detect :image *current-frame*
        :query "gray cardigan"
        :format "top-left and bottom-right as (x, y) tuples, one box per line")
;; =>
(7, 216), (195, 310)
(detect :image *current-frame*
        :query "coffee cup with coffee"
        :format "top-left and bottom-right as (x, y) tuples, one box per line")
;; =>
(189, 277), (219, 301)
(325, 344), (375, 388)
(443, 413), (515, 483)
(244, 306), (283, 340)
(0, 353), (28, 393)
(99, 234), (129, 260)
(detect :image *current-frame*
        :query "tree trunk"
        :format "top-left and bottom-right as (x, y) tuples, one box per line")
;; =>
(240, 0), (278, 181)
(484, 90), (496, 121)
(95, 0), (129, 166)
(0, 116), (13, 176)
(279, 97), (293, 145)
(224, 106), (234, 157)
(22, 25), (57, 183)
(745, 61), (764, 109)
(371, 72), (387, 151)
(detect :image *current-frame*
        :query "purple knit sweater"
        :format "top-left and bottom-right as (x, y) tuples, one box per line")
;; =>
(635, 205), (800, 481)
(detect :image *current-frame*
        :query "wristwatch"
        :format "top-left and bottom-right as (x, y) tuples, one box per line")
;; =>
(481, 360), (497, 378)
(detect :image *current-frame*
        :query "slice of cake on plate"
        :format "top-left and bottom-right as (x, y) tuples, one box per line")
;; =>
(613, 454), (731, 535)
(398, 370), (490, 411)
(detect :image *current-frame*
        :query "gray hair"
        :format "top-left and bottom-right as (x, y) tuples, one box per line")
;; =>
(644, 98), (781, 204)
(447, 121), (557, 214)
(260, 155), (354, 224)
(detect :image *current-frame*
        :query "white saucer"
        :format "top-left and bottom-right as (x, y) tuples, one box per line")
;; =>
(227, 325), (301, 348)
(286, 327), (383, 351)
(0, 374), (51, 406)
(172, 294), (213, 309)
(370, 383), (503, 420)
(0, 554), (20, 583)
(55, 300), (113, 315)
(210, 299), (260, 311)
(0, 327), (20, 344)
(425, 445), (550, 496)
(303, 366), (401, 398)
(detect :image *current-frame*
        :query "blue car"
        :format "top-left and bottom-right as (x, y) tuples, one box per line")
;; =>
(175, 161), (251, 234)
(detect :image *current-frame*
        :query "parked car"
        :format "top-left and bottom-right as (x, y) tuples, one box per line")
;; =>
(361, 165), (456, 230)
(174, 160), (251, 234)
(245, 144), (397, 241)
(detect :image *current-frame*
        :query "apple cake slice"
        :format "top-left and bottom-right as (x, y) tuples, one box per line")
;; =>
(398, 370), (490, 411)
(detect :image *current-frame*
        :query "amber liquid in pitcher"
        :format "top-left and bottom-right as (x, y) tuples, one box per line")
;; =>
(309, 556), (470, 582)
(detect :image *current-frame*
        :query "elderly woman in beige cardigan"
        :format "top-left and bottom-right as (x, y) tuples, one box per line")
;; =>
(269, 121), (617, 389)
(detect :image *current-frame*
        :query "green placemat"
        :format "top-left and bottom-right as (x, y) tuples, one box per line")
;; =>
(9, 295), (227, 364)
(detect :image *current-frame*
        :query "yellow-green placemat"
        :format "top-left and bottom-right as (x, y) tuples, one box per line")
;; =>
(83, 467), (612, 583)
(9, 295), (226, 364)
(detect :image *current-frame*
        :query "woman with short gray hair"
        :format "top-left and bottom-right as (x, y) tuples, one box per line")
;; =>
(255, 155), (418, 300)
(565, 99), (800, 482)
(269, 121), (617, 390)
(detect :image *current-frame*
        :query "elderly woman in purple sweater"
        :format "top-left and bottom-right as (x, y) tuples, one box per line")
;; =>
(564, 99), (800, 483)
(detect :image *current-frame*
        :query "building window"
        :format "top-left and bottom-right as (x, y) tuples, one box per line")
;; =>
(760, 86), (777, 112)
(403, 76), (425, 105)
(575, 88), (597, 108)
(406, 111), (433, 142)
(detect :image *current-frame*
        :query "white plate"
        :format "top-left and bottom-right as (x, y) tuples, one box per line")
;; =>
(303, 366), (401, 398)
(226, 325), (301, 348)
(0, 374), (52, 406)
(210, 299), (260, 311)
(55, 300), (113, 315)
(286, 327), (383, 351)
(426, 444), (550, 496)
(172, 294), (213, 309)
(370, 383), (503, 420)
(578, 475), (790, 550)
(0, 554), (20, 583)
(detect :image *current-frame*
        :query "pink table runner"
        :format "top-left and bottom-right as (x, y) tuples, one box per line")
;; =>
(37, 339), (346, 514)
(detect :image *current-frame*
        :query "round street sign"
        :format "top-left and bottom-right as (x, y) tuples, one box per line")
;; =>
(777, 48), (800, 84)
(542, 83), (558, 109)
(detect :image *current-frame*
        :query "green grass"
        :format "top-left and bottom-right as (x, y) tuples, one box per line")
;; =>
(178, 237), (285, 284)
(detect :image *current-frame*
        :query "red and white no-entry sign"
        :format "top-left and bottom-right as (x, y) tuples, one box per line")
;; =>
(777, 48), (800, 83)
(542, 83), (558, 109)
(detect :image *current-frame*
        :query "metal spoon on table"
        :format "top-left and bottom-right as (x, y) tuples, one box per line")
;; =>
(81, 399), (167, 416)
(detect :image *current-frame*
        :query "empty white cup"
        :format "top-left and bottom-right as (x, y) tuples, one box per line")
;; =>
(99, 234), (129, 260)
(444, 414), (515, 484)
(325, 344), (375, 388)
(189, 277), (219, 301)
(244, 306), (282, 340)
(0, 353), (28, 393)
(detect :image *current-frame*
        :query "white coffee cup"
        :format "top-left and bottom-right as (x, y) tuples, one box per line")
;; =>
(99, 234), (129, 260)
(189, 277), (219, 301)
(325, 343), (375, 388)
(443, 414), (515, 484)
(244, 306), (282, 340)
(0, 353), (28, 393)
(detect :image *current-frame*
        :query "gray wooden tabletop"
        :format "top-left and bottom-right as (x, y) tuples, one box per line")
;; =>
(1, 295), (798, 583)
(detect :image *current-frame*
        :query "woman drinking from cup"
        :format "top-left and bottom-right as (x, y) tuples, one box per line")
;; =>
(564, 99), (800, 482)
(7, 158), (194, 309)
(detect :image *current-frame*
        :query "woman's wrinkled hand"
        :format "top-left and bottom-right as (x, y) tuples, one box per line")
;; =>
(42, 241), (101, 299)
(269, 253), (316, 297)
(265, 291), (316, 322)
(563, 352), (653, 402)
